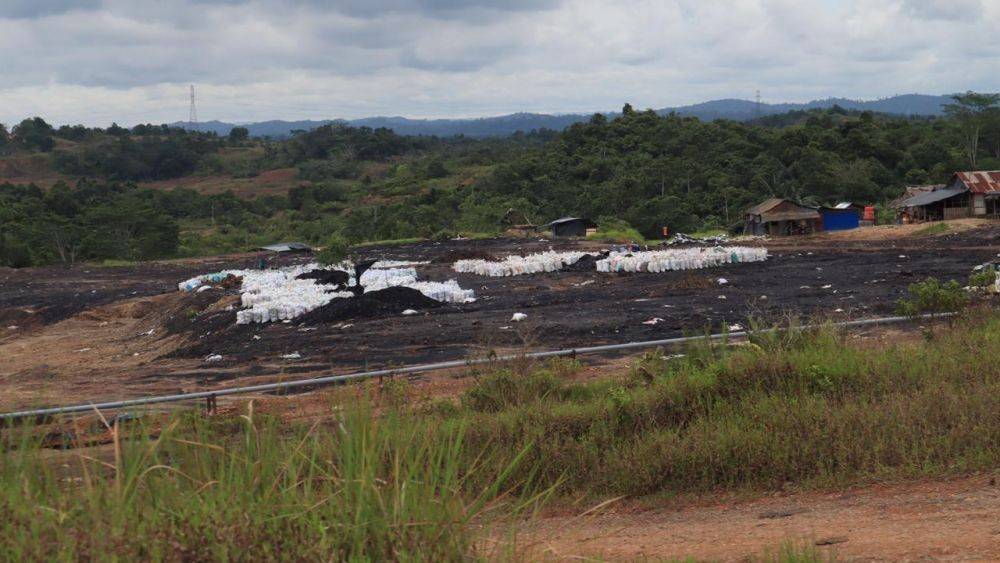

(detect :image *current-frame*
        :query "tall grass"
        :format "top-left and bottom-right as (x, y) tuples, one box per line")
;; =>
(447, 311), (1000, 497)
(0, 403), (539, 560)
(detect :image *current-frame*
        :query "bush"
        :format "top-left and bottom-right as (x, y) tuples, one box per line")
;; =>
(315, 234), (350, 265)
(462, 368), (562, 412)
(969, 267), (997, 288)
(587, 218), (645, 243)
(894, 277), (969, 317)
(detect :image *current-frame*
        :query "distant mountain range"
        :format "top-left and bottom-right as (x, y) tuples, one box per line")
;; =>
(170, 94), (956, 138)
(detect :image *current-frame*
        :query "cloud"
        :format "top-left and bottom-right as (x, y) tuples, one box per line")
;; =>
(0, 0), (998, 126)
(902, 0), (984, 21)
(0, 0), (99, 18)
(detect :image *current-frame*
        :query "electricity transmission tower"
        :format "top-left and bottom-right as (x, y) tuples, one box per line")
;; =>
(188, 84), (198, 130)
(754, 89), (762, 120)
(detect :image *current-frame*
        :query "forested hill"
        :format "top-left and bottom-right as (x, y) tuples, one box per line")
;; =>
(3, 94), (1000, 268)
(170, 94), (954, 138)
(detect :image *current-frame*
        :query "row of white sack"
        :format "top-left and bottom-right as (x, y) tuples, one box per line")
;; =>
(596, 247), (768, 273)
(453, 251), (591, 277)
(234, 279), (475, 324)
(177, 260), (426, 293)
(178, 263), (475, 324)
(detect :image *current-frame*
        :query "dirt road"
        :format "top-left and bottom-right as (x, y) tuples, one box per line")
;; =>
(524, 475), (1000, 561)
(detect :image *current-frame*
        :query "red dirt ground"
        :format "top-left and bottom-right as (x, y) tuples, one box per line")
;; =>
(521, 474), (1000, 561)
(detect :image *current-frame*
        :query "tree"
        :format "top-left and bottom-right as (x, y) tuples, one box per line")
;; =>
(12, 117), (55, 152)
(229, 126), (250, 144)
(316, 234), (349, 266)
(944, 91), (1000, 168)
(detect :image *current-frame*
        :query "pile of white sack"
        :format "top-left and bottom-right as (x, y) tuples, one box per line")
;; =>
(178, 262), (475, 324)
(453, 250), (591, 277)
(596, 246), (768, 273)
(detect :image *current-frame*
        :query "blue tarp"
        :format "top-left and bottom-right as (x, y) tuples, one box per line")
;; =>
(821, 209), (859, 231)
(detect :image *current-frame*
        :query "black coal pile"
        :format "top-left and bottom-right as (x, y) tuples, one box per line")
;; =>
(563, 252), (606, 272)
(296, 269), (350, 287)
(298, 286), (441, 324)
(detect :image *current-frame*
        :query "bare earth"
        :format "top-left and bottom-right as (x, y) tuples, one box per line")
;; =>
(523, 475), (1000, 561)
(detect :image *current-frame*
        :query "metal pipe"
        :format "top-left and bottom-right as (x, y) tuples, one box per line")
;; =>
(0, 312), (953, 420)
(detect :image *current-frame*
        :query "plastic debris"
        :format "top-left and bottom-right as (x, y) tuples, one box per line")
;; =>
(728, 323), (743, 331)
(205, 354), (223, 362)
(511, 312), (528, 322)
(401, 309), (418, 316)
(281, 352), (302, 359)
(642, 317), (665, 325)
(717, 277), (728, 285)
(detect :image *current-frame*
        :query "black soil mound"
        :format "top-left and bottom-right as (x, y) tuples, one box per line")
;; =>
(296, 269), (350, 287)
(431, 249), (497, 263)
(563, 253), (606, 272)
(298, 286), (441, 324)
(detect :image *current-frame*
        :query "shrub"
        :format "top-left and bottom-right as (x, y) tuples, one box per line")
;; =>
(969, 267), (997, 288)
(894, 277), (969, 317)
(315, 234), (350, 265)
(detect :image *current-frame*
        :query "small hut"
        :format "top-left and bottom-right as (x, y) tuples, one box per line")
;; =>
(545, 217), (596, 238)
(745, 198), (821, 236)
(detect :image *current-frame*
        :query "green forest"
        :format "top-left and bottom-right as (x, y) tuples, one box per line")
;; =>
(1, 92), (999, 267)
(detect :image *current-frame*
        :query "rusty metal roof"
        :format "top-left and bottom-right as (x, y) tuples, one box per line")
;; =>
(951, 171), (1000, 194)
(746, 198), (786, 216)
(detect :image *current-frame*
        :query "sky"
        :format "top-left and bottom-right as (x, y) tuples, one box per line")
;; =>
(1, 0), (998, 126)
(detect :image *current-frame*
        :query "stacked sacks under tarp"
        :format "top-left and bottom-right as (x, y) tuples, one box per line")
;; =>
(453, 250), (592, 277)
(178, 262), (476, 325)
(596, 247), (768, 273)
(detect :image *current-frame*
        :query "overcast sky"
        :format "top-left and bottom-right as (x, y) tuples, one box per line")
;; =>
(1, 0), (998, 126)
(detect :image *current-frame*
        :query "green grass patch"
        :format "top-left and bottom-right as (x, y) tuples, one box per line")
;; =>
(0, 404), (542, 560)
(352, 237), (426, 248)
(913, 222), (950, 236)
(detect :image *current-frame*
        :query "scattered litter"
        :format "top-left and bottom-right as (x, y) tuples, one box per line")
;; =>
(511, 312), (528, 322)
(132, 352), (139, 356)
(759, 295), (768, 300)
(499, 325), (512, 330)
(821, 284), (833, 289)
(252, 335), (261, 340)
(717, 277), (728, 285)
(281, 352), (302, 360)
(574, 280), (596, 287)
(799, 285), (811, 289)
(196, 285), (213, 293)
(75, 348), (91, 353)
(728, 323), (743, 331)
(145, 328), (155, 336)
(401, 309), (418, 316)
(642, 317), (665, 325)
(834, 308), (844, 313)
(898, 255), (907, 259)
(205, 354), (223, 362)
(718, 295), (727, 300)
(6, 326), (18, 330)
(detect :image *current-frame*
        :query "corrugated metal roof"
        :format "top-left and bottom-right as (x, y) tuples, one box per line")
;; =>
(895, 188), (965, 208)
(260, 242), (312, 252)
(952, 171), (1000, 194)
(833, 202), (854, 209)
(545, 217), (592, 227)
(746, 198), (785, 216)
(761, 210), (821, 221)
